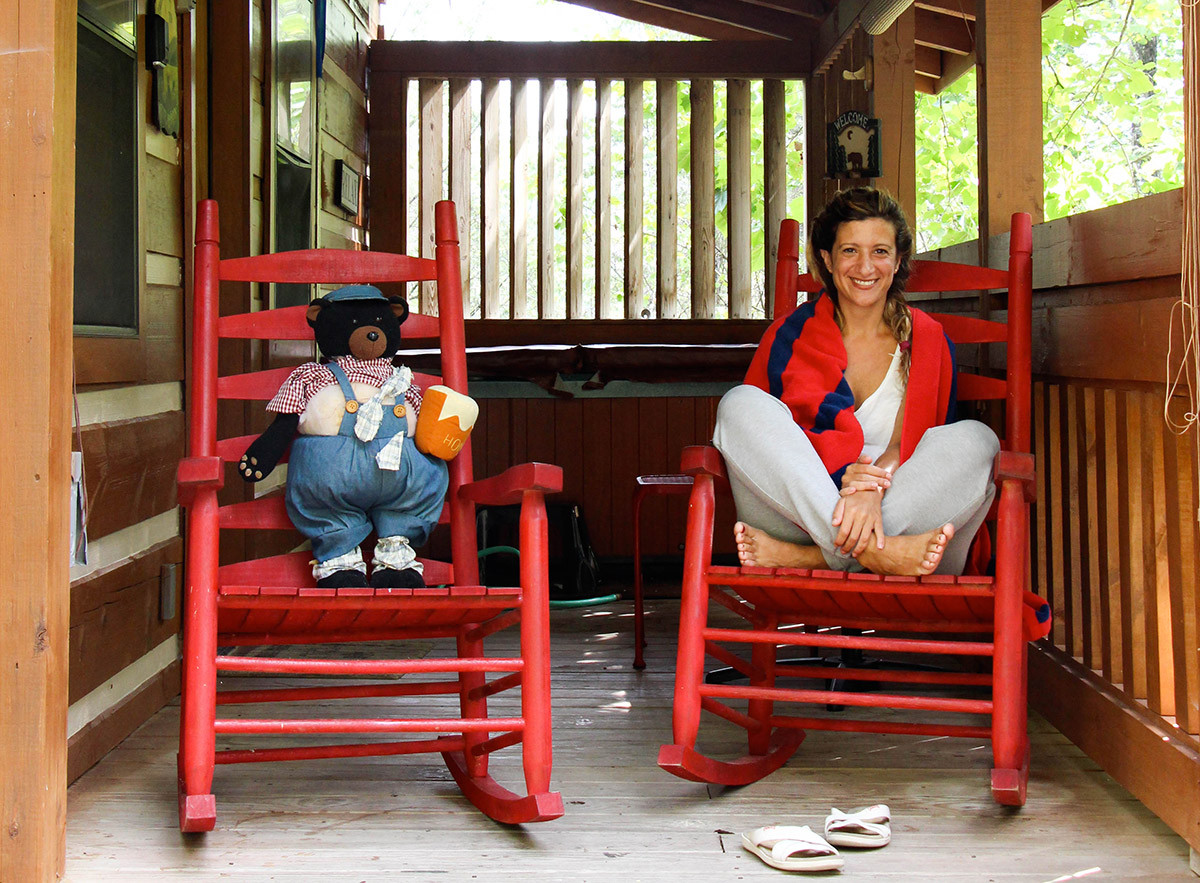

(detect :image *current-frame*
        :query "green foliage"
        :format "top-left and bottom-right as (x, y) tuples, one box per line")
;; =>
(915, 0), (1183, 251)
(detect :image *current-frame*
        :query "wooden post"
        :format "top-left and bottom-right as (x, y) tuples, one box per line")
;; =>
(0, 1), (74, 879)
(976, 1), (1044, 252)
(656, 78), (678, 319)
(872, 7), (917, 226)
(624, 78), (644, 320)
(727, 78), (752, 318)
(764, 79), (787, 315)
(690, 79), (715, 319)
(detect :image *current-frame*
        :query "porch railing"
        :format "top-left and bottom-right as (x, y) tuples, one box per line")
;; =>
(368, 41), (807, 320)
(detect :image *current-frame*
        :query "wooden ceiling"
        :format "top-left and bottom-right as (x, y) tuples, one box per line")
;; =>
(558, 1), (1052, 94)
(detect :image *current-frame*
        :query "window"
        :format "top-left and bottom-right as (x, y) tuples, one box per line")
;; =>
(74, 2), (138, 332)
(273, 0), (317, 307)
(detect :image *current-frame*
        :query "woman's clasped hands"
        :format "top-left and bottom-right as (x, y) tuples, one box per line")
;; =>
(831, 454), (893, 557)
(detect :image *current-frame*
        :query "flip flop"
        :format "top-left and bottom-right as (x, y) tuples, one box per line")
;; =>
(823, 804), (891, 848)
(741, 824), (844, 872)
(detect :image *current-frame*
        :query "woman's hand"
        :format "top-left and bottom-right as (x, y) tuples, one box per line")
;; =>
(841, 453), (892, 494)
(832, 485), (886, 556)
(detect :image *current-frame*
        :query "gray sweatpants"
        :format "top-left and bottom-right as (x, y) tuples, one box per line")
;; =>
(712, 384), (999, 574)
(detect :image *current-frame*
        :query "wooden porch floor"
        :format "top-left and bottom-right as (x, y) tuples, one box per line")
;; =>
(66, 598), (1192, 881)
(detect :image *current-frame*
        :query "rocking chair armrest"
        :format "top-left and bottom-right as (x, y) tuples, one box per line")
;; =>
(680, 445), (728, 480)
(177, 456), (225, 506)
(994, 450), (1036, 503)
(458, 462), (564, 506)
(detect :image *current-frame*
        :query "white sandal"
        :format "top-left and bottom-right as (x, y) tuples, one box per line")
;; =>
(741, 824), (844, 872)
(824, 804), (891, 848)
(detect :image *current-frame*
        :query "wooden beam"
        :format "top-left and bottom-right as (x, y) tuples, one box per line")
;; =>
(0, 1), (74, 878)
(371, 40), (812, 79)
(872, 7), (917, 225)
(915, 0), (976, 20)
(811, 0), (870, 74)
(556, 0), (783, 40)
(915, 7), (975, 55)
(1029, 641), (1200, 853)
(915, 44), (942, 78)
(587, 0), (818, 41)
(976, 1), (1043, 258)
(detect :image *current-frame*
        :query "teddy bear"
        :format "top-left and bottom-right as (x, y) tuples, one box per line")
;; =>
(238, 284), (449, 589)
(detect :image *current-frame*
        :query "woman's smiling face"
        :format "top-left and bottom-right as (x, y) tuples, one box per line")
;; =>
(820, 217), (900, 312)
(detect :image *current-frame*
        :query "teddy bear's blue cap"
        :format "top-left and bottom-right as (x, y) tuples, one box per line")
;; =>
(320, 284), (386, 303)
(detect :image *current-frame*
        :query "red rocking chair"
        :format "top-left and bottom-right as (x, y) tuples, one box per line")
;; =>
(176, 199), (563, 831)
(658, 212), (1043, 806)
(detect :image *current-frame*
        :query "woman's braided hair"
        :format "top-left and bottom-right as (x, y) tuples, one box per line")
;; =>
(808, 187), (915, 378)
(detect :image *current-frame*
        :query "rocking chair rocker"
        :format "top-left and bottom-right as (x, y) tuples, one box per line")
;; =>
(176, 199), (563, 830)
(658, 212), (1044, 806)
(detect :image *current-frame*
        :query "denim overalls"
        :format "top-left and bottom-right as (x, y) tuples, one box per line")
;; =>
(285, 363), (449, 563)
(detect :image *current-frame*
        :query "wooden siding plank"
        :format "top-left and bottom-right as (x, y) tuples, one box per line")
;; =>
(556, 399), (585, 511)
(582, 399), (614, 555)
(69, 539), (183, 703)
(595, 79), (614, 319)
(480, 78), (502, 318)
(418, 78), (444, 314)
(566, 79), (585, 319)
(655, 79), (678, 320)
(77, 413), (185, 540)
(610, 400), (641, 557)
(727, 78), (752, 318)
(1142, 390), (1174, 716)
(624, 79), (644, 320)
(690, 79), (716, 319)
(448, 78), (473, 301)
(510, 78), (531, 319)
(763, 79), (787, 315)
(538, 79), (558, 319)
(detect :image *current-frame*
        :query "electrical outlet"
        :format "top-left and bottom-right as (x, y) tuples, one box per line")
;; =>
(160, 563), (179, 621)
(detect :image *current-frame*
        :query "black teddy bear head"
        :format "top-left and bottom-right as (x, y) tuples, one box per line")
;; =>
(305, 284), (410, 362)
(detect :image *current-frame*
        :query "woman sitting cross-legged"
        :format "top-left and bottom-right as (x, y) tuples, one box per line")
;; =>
(714, 186), (999, 576)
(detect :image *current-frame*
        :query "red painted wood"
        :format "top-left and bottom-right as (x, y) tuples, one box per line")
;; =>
(177, 198), (563, 830)
(657, 214), (1039, 807)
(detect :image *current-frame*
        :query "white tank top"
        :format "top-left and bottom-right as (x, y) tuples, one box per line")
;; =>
(855, 347), (906, 463)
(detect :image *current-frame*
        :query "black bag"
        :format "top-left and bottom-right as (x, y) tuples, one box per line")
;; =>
(476, 503), (601, 599)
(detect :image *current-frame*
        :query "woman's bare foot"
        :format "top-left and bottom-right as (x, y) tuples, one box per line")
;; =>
(856, 523), (954, 576)
(734, 522), (826, 569)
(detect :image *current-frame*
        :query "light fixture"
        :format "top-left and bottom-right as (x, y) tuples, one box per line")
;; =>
(860, 0), (915, 35)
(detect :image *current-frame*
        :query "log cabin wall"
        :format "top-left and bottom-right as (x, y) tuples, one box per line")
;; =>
(921, 187), (1200, 853)
(67, 1), (202, 781)
(67, 0), (379, 784)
